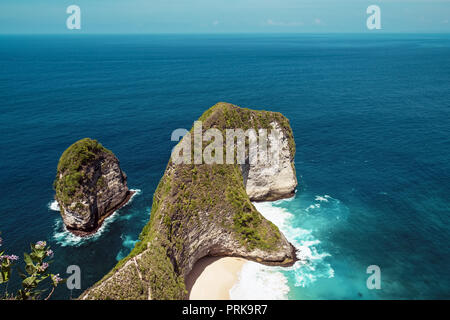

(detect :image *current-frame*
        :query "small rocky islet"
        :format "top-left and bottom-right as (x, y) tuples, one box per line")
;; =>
(74, 102), (299, 300)
(53, 138), (133, 236)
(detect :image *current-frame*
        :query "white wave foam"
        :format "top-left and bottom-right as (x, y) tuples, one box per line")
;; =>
(272, 194), (296, 205)
(48, 200), (60, 211)
(52, 188), (141, 247)
(128, 189), (142, 203)
(230, 261), (290, 300)
(230, 199), (334, 299)
(315, 195), (330, 202)
(52, 217), (110, 247)
(306, 203), (321, 211)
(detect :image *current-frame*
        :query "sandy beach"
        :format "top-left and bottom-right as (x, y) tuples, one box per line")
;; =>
(186, 257), (247, 300)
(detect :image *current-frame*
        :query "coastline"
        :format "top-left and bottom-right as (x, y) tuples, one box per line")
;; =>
(66, 190), (136, 237)
(186, 257), (247, 300)
(186, 195), (299, 300)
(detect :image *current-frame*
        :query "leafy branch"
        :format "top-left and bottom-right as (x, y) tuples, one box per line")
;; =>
(0, 234), (65, 300)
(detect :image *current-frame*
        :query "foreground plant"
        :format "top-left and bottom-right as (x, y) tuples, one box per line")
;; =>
(0, 234), (65, 300)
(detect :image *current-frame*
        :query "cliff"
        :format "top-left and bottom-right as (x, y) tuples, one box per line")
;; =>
(53, 138), (132, 235)
(80, 102), (298, 300)
(242, 121), (297, 201)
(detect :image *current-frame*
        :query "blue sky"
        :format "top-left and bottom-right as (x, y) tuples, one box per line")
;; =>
(0, 0), (449, 34)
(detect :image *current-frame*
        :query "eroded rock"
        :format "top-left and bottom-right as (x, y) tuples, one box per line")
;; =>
(54, 138), (132, 235)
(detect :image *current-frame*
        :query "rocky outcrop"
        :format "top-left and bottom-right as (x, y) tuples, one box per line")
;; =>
(80, 103), (298, 300)
(53, 138), (132, 235)
(242, 121), (297, 201)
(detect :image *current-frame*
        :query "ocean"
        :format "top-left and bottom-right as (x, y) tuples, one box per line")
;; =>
(0, 34), (449, 299)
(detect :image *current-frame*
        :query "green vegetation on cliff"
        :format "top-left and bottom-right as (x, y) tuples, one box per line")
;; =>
(53, 138), (113, 210)
(199, 102), (296, 158)
(81, 103), (296, 300)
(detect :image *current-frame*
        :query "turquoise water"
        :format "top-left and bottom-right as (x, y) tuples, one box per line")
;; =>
(0, 34), (449, 299)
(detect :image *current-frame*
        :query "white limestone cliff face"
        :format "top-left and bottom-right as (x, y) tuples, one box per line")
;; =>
(242, 121), (297, 201)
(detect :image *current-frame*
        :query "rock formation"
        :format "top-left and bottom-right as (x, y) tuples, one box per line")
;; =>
(242, 120), (297, 201)
(54, 138), (132, 235)
(80, 102), (298, 300)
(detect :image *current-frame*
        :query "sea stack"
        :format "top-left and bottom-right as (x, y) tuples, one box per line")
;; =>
(81, 103), (298, 300)
(53, 138), (132, 235)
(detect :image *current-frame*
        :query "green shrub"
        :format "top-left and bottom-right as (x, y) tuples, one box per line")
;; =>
(54, 138), (114, 206)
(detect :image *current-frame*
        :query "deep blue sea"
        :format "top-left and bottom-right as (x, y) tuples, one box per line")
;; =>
(0, 34), (449, 299)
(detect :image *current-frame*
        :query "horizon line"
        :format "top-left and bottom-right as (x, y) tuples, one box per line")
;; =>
(1, 31), (450, 36)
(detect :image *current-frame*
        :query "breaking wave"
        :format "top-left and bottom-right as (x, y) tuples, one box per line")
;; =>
(230, 196), (337, 299)
(51, 189), (141, 247)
